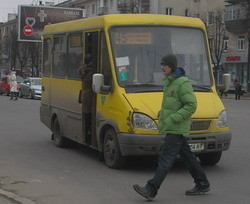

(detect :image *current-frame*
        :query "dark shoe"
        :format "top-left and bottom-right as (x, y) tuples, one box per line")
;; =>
(14, 98), (18, 101)
(133, 184), (155, 201)
(185, 185), (210, 196)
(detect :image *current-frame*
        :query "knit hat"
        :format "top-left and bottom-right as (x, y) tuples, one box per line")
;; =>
(161, 55), (177, 71)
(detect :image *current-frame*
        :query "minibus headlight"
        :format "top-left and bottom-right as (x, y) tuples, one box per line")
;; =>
(133, 113), (157, 130)
(217, 110), (228, 128)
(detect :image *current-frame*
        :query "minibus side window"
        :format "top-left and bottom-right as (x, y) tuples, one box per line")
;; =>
(67, 33), (83, 79)
(52, 35), (67, 78)
(43, 38), (52, 76)
(85, 32), (98, 72)
(101, 32), (112, 86)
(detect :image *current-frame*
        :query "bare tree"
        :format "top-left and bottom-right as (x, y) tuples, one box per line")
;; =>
(207, 12), (226, 84)
(241, 0), (250, 91)
(9, 28), (18, 69)
(29, 42), (41, 77)
(16, 42), (30, 77)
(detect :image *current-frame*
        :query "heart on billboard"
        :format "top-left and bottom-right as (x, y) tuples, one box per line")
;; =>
(25, 17), (36, 27)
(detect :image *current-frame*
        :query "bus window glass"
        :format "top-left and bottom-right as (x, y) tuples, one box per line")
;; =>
(52, 35), (67, 78)
(109, 26), (211, 90)
(67, 33), (83, 79)
(43, 38), (52, 76)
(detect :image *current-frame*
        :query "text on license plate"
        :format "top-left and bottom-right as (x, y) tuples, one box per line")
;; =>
(189, 143), (205, 152)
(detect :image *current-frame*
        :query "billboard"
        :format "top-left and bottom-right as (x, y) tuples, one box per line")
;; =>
(18, 5), (85, 42)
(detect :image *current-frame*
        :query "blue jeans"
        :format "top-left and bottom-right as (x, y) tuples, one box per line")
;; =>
(147, 134), (209, 194)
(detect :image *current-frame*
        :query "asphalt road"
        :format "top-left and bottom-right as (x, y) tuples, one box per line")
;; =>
(0, 95), (249, 204)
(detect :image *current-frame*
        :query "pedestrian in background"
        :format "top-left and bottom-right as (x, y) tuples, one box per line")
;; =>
(219, 89), (228, 97)
(233, 79), (242, 100)
(133, 55), (210, 201)
(9, 68), (18, 101)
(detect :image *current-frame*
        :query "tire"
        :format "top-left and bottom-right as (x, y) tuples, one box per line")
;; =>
(30, 90), (34, 99)
(198, 151), (222, 166)
(19, 90), (23, 98)
(52, 118), (69, 147)
(103, 128), (126, 169)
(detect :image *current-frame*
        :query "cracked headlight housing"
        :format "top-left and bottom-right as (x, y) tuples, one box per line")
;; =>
(217, 110), (228, 128)
(133, 113), (157, 130)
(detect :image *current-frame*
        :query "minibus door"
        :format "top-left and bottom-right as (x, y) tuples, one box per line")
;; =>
(81, 31), (98, 146)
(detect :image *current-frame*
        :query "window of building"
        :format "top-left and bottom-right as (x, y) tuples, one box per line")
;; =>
(233, 8), (240, 20)
(52, 35), (67, 78)
(86, 6), (90, 16)
(185, 9), (189, 17)
(92, 4), (95, 14)
(207, 11), (214, 25)
(110, 0), (113, 8)
(237, 37), (245, 51)
(166, 7), (173, 15)
(99, 0), (107, 7)
(141, 0), (150, 13)
(5, 27), (9, 36)
(223, 39), (229, 52)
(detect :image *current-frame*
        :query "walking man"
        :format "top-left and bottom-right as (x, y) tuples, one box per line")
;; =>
(133, 55), (210, 200)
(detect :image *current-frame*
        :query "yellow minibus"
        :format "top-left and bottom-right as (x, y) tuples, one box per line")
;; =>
(40, 14), (231, 169)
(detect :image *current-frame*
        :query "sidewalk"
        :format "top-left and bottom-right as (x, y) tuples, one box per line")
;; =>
(220, 92), (250, 100)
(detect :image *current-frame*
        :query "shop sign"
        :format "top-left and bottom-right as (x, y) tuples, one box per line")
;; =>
(226, 56), (241, 61)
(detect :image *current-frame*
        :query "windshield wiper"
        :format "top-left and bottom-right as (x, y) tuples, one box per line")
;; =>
(192, 85), (211, 92)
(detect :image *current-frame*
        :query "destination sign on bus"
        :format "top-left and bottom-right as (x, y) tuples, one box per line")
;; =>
(114, 32), (152, 44)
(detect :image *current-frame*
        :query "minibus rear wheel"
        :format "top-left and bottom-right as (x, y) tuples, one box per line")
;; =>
(198, 151), (222, 165)
(103, 128), (126, 169)
(52, 118), (69, 147)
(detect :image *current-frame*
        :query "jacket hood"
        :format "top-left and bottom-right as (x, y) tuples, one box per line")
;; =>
(170, 67), (186, 77)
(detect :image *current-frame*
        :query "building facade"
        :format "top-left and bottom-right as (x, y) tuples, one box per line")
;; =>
(0, 19), (18, 76)
(0, 0), (249, 89)
(151, 0), (249, 91)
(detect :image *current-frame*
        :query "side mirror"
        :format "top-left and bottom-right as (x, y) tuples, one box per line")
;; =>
(92, 74), (111, 95)
(217, 73), (231, 93)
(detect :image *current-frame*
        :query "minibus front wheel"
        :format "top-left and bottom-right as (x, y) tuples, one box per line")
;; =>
(103, 128), (126, 169)
(198, 151), (222, 165)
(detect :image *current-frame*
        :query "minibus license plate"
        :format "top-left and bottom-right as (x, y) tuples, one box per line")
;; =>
(189, 143), (204, 152)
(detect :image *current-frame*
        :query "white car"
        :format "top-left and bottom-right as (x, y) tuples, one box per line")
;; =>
(19, 77), (42, 99)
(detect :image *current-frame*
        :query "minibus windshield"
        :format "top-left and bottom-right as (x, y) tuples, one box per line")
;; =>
(110, 26), (212, 92)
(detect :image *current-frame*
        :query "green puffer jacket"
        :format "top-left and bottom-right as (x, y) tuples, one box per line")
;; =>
(158, 67), (197, 137)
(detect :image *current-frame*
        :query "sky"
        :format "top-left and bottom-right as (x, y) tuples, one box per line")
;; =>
(0, 0), (64, 23)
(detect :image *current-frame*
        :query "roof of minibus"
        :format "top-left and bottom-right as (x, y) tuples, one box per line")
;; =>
(43, 14), (205, 35)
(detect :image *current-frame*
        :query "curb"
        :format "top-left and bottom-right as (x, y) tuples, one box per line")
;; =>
(0, 189), (35, 204)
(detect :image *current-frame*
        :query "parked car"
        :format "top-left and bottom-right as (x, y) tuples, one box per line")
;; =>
(0, 75), (24, 95)
(19, 77), (42, 99)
